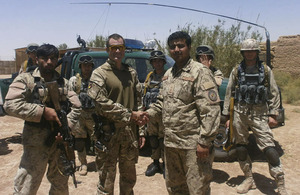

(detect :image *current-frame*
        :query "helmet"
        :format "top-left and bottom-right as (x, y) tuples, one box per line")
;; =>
(78, 55), (94, 68)
(196, 45), (215, 60)
(149, 50), (166, 63)
(26, 43), (39, 54)
(240, 39), (260, 52)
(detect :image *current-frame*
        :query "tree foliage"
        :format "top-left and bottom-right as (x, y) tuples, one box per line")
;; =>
(178, 20), (263, 77)
(87, 35), (106, 48)
(57, 43), (68, 50)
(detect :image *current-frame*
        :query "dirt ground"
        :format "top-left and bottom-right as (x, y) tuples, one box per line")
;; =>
(0, 103), (299, 195)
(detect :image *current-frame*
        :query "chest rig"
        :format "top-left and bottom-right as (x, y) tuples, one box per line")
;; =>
(234, 61), (268, 104)
(75, 74), (95, 109)
(143, 72), (162, 109)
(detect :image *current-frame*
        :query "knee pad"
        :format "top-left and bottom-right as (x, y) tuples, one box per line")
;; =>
(74, 138), (86, 152)
(264, 147), (280, 167)
(158, 138), (164, 149)
(236, 144), (248, 161)
(149, 136), (159, 149)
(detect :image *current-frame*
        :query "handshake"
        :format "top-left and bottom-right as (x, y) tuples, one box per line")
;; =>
(131, 111), (150, 126)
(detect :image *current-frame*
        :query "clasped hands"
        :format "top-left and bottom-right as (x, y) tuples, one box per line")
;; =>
(131, 111), (149, 126)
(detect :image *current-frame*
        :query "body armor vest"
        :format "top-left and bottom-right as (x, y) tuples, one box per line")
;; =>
(143, 80), (161, 110)
(234, 62), (268, 104)
(76, 75), (95, 109)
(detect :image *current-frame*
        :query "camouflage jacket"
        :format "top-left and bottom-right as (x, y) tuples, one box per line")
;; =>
(87, 59), (144, 135)
(147, 59), (221, 149)
(4, 68), (81, 131)
(222, 63), (280, 116)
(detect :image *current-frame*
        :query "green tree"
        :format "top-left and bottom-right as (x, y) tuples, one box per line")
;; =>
(178, 20), (263, 77)
(57, 43), (68, 50)
(87, 35), (106, 48)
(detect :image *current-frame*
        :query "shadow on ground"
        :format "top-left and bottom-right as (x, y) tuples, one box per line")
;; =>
(0, 133), (22, 155)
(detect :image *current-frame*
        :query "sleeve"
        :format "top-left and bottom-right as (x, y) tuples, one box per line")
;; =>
(267, 67), (280, 116)
(87, 68), (132, 125)
(214, 69), (224, 87)
(195, 68), (221, 147)
(3, 74), (44, 122)
(222, 69), (236, 116)
(65, 78), (82, 131)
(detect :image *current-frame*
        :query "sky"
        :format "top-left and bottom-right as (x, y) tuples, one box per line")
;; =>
(0, 0), (299, 60)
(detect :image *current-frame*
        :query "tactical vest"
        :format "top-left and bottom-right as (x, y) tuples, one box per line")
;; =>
(234, 61), (269, 104)
(143, 72), (162, 109)
(75, 73), (95, 109)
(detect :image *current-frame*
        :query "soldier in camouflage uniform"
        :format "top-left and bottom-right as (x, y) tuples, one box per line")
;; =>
(19, 43), (39, 74)
(68, 55), (96, 176)
(4, 44), (81, 195)
(146, 31), (220, 195)
(223, 39), (288, 195)
(143, 50), (166, 177)
(196, 45), (224, 87)
(87, 33), (147, 195)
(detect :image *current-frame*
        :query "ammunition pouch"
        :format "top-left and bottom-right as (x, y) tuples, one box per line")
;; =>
(79, 92), (95, 109)
(143, 88), (159, 109)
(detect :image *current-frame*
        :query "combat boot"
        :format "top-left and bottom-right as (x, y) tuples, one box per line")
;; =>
(79, 164), (88, 176)
(237, 160), (256, 194)
(276, 175), (288, 195)
(145, 160), (160, 176)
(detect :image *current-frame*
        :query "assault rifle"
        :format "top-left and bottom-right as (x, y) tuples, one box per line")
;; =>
(46, 81), (77, 188)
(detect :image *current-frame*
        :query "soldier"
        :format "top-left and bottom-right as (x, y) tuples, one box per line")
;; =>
(68, 55), (96, 176)
(196, 45), (224, 87)
(143, 50), (166, 177)
(223, 39), (288, 195)
(4, 44), (81, 195)
(146, 31), (220, 194)
(87, 33), (148, 195)
(19, 43), (39, 74)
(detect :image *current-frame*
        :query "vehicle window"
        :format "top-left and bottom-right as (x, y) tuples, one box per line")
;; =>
(125, 58), (153, 83)
(93, 57), (108, 69)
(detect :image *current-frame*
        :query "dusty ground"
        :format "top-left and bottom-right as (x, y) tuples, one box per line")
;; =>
(0, 103), (299, 195)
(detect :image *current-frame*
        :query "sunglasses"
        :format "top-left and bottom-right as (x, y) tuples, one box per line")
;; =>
(109, 44), (125, 51)
(27, 46), (38, 53)
(196, 46), (210, 55)
(150, 50), (164, 57)
(79, 55), (93, 63)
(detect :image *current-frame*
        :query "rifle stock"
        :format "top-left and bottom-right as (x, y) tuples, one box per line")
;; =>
(46, 81), (77, 188)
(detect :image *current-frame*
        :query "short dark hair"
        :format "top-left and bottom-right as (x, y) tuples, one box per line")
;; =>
(167, 31), (191, 47)
(36, 44), (59, 58)
(106, 33), (125, 48)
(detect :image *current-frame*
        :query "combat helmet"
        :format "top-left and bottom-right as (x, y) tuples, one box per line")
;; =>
(26, 43), (39, 54)
(149, 50), (166, 64)
(78, 55), (94, 68)
(196, 45), (215, 60)
(240, 39), (260, 52)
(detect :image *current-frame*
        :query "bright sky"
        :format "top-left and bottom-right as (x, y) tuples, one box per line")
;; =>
(0, 0), (299, 60)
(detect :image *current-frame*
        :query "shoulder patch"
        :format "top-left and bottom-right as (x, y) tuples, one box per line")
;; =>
(208, 90), (218, 102)
(201, 81), (215, 90)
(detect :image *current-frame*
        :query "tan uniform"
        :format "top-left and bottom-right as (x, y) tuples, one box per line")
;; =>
(212, 68), (224, 87)
(143, 71), (165, 161)
(222, 63), (283, 178)
(68, 74), (96, 165)
(87, 59), (143, 195)
(147, 59), (220, 194)
(4, 68), (81, 195)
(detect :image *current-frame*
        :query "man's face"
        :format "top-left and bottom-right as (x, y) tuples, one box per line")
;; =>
(28, 52), (37, 62)
(151, 59), (165, 72)
(37, 54), (58, 74)
(169, 38), (190, 65)
(106, 38), (125, 64)
(243, 50), (258, 61)
(81, 63), (93, 79)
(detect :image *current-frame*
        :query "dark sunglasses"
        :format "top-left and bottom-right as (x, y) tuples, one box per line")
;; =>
(27, 46), (38, 53)
(150, 50), (164, 57)
(79, 55), (93, 63)
(196, 46), (210, 55)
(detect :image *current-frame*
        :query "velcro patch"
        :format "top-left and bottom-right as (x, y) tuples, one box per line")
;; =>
(181, 76), (195, 82)
(201, 81), (215, 90)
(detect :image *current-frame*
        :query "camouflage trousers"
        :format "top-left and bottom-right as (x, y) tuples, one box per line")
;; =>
(95, 127), (139, 195)
(147, 116), (164, 161)
(234, 112), (284, 178)
(14, 125), (69, 195)
(164, 147), (214, 195)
